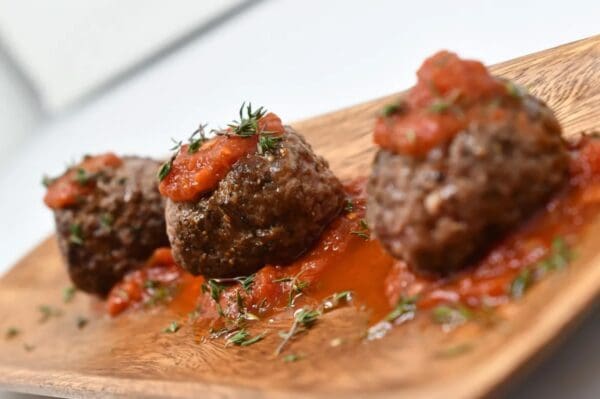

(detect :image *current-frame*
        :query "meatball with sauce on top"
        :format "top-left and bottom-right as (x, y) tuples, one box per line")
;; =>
(44, 154), (169, 295)
(367, 51), (569, 275)
(159, 105), (345, 278)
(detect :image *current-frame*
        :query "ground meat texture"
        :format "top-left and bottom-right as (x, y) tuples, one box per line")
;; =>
(53, 157), (169, 295)
(165, 127), (345, 278)
(367, 95), (569, 275)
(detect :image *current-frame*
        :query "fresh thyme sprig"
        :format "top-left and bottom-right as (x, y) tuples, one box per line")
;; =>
(225, 102), (282, 155)
(69, 223), (84, 245)
(201, 279), (226, 316)
(385, 295), (417, 324)
(158, 123), (209, 181)
(509, 236), (573, 298)
(351, 219), (370, 241)
(225, 328), (267, 347)
(275, 307), (321, 355)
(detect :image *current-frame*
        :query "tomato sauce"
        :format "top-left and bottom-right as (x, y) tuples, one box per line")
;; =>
(373, 51), (519, 156)
(159, 112), (284, 202)
(44, 153), (122, 209)
(108, 136), (600, 328)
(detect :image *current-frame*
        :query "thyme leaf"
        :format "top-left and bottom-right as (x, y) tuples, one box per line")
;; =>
(163, 321), (181, 333)
(385, 296), (417, 323)
(63, 286), (76, 303)
(69, 223), (84, 245)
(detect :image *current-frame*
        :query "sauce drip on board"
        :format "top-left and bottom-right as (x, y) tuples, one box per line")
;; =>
(159, 112), (284, 202)
(373, 51), (527, 156)
(44, 153), (122, 209)
(108, 136), (600, 327)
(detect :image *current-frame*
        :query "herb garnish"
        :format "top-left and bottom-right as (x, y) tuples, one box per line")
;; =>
(351, 219), (370, 240)
(202, 279), (226, 316)
(76, 316), (89, 330)
(74, 168), (91, 185)
(275, 307), (321, 355)
(509, 236), (573, 299)
(381, 103), (400, 117)
(344, 198), (354, 212)
(68, 223), (84, 245)
(41, 175), (55, 188)
(99, 213), (114, 229)
(225, 328), (267, 347)
(163, 321), (181, 333)
(322, 291), (353, 311)
(385, 296), (417, 324)
(38, 305), (62, 323)
(225, 102), (282, 155)
(283, 353), (302, 363)
(187, 124), (209, 154)
(63, 286), (76, 303)
(505, 81), (527, 99)
(23, 343), (35, 352)
(157, 156), (174, 182)
(5, 327), (20, 340)
(431, 304), (471, 327)
(428, 99), (451, 113)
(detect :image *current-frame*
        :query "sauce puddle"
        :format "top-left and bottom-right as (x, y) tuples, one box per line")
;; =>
(107, 135), (600, 336)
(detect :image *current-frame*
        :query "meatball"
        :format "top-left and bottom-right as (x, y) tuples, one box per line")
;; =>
(367, 94), (569, 274)
(51, 156), (169, 295)
(165, 126), (345, 277)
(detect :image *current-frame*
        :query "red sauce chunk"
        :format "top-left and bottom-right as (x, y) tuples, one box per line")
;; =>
(44, 153), (122, 209)
(373, 51), (512, 156)
(159, 112), (284, 202)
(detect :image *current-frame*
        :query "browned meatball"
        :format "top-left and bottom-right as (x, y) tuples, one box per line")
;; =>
(367, 95), (569, 275)
(165, 126), (345, 278)
(53, 156), (168, 295)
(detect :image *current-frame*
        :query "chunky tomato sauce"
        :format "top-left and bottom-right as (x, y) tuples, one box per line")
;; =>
(44, 153), (122, 209)
(373, 51), (520, 156)
(159, 113), (284, 202)
(109, 136), (600, 328)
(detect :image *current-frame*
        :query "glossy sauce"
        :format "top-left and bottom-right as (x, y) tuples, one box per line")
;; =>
(44, 153), (122, 209)
(159, 113), (284, 202)
(373, 51), (519, 156)
(108, 136), (600, 325)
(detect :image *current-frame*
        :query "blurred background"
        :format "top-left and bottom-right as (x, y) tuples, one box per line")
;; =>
(0, 0), (598, 398)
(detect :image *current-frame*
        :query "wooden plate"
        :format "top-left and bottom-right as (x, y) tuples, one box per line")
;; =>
(1, 36), (600, 399)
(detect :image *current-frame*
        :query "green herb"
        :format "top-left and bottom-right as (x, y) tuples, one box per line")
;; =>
(228, 102), (268, 137)
(505, 81), (527, 99)
(38, 305), (62, 323)
(257, 133), (282, 155)
(510, 268), (533, 299)
(385, 296), (417, 323)
(23, 343), (35, 352)
(5, 327), (20, 340)
(344, 198), (354, 212)
(63, 286), (76, 303)
(428, 99), (451, 113)
(322, 291), (353, 311)
(509, 236), (573, 299)
(351, 219), (370, 240)
(381, 103), (400, 117)
(145, 284), (175, 306)
(99, 213), (114, 229)
(202, 279), (226, 316)
(226, 328), (267, 347)
(187, 124), (209, 154)
(157, 155), (175, 182)
(41, 175), (55, 188)
(283, 353), (302, 363)
(74, 168), (91, 185)
(76, 316), (89, 330)
(69, 223), (84, 245)
(163, 321), (181, 333)
(275, 307), (321, 355)
(431, 304), (471, 326)
(435, 343), (473, 358)
(287, 270), (309, 307)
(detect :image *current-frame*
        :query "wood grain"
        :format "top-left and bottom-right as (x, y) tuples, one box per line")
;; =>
(2, 36), (600, 399)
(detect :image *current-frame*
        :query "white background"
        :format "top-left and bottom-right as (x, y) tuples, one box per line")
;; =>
(0, 1), (599, 398)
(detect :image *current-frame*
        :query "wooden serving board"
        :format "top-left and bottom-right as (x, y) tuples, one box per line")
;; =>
(2, 36), (600, 399)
